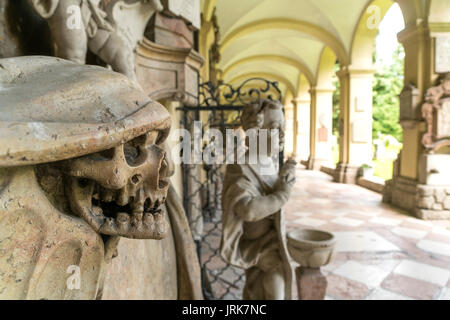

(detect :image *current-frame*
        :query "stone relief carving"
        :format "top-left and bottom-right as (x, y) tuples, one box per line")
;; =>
(421, 73), (450, 153)
(0, 56), (200, 299)
(28, 0), (163, 81)
(104, 0), (163, 51)
(220, 99), (295, 300)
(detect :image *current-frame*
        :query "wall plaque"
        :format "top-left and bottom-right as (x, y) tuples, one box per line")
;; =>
(437, 99), (450, 140)
(421, 75), (450, 153)
(435, 36), (450, 74)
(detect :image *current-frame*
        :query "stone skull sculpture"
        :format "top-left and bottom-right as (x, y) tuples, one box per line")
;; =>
(63, 127), (170, 239)
(0, 56), (172, 298)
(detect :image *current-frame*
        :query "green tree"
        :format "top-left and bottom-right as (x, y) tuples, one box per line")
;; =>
(371, 44), (404, 142)
(331, 44), (404, 141)
(332, 62), (340, 138)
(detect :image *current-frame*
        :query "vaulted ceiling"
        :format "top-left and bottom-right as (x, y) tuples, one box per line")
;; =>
(201, 0), (398, 98)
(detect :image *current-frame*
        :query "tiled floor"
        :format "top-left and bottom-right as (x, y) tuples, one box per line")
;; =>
(285, 168), (450, 300)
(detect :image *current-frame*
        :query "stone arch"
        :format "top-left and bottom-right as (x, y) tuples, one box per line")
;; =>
(223, 55), (315, 86)
(350, 0), (396, 68)
(219, 18), (350, 66)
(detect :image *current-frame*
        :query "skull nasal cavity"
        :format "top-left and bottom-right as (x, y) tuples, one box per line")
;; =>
(131, 174), (142, 184)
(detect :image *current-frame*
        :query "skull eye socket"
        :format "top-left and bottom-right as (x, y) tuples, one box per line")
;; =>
(99, 148), (115, 159)
(155, 128), (170, 145)
(124, 142), (144, 166)
(87, 148), (115, 161)
(78, 178), (90, 188)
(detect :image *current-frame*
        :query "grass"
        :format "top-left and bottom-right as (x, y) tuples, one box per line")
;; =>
(373, 159), (394, 180)
(332, 145), (339, 165)
(330, 135), (398, 181)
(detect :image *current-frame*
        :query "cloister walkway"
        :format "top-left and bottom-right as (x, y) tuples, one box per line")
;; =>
(285, 167), (450, 300)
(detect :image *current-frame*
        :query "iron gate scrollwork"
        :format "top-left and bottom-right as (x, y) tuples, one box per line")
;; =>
(178, 78), (283, 300)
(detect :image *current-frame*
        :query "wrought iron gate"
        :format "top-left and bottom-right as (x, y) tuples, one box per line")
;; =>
(177, 78), (282, 300)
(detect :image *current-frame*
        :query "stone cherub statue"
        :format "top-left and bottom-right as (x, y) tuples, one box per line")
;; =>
(28, 0), (163, 81)
(220, 99), (296, 300)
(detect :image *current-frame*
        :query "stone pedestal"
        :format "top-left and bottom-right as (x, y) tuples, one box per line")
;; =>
(296, 267), (327, 300)
(383, 154), (450, 220)
(307, 157), (332, 171)
(416, 184), (450, 219)
(333, 162), (360, 184)
(384, 177), (450, 220)
(135, 38), (203, 105)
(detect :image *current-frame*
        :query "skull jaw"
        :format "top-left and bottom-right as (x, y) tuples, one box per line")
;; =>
(66, 177), (170, 240)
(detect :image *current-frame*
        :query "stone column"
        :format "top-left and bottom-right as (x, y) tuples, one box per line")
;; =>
(334, 66), (374, 184)
(307, 87), (334, 170)
(292, 96), (311, 161)
(284, 100), (295, 157)
(382, 18), (450, 219)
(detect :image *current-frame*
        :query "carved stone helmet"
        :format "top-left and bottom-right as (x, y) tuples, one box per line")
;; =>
(0, 56), (172, 240)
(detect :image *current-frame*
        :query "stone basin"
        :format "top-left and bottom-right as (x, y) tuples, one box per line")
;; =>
(287, 229), (336, 268)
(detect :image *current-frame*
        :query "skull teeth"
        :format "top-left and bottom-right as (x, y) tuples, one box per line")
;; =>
(67, 176), (168, 239)
(101, 188), (115, 203)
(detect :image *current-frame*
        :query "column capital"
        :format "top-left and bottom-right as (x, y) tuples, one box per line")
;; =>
(397, 24), (430, 45)
(292, 97), (311, 105)
(309, 86), (335, 95)
(337, 65), (376, 79)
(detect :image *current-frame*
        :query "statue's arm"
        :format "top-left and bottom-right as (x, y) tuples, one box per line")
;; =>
(237, 160), (297, 222)
(228, 160), (296, 222)
(234, 189), (291, 222)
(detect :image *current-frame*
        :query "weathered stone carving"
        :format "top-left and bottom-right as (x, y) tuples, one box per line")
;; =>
(28, 0), (163, 81)
(0, 56), (173, 298)
(220, 99), (295, 300)
(62, 133), (170, 240)
(104, 0), (163, 52)
(421, 73), (450, 153)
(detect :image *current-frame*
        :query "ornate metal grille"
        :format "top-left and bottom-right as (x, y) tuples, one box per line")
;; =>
(177, 78), (282, 300)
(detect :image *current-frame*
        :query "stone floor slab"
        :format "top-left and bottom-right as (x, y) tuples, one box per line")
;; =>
(391, 227), (428, 240)
(365, 288), (413, 300)
(369, 216), (402, 226)
(381, 274), (440, 300)
(293, 217), (326, 227)
(438, 288), (450, 300)
(331, 217), (364, 227)
(393, 260), (450, 286)
(332, 261), (391, 288)
(333, 231), (401, 253)
(417, 239), (450, 257)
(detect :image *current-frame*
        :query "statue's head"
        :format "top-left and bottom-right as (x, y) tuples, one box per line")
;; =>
(242, 99), (285, 154)
(0, 56), (172, 240)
